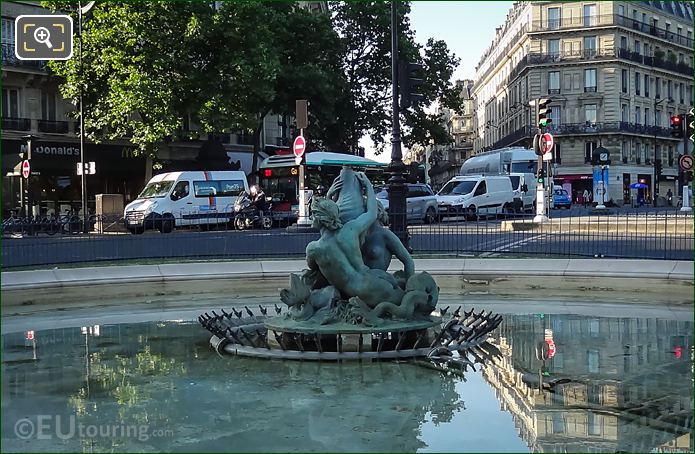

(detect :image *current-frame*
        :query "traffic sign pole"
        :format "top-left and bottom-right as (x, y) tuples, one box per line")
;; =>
(294, 132), (312, 226)
(681, 136), (692, 212)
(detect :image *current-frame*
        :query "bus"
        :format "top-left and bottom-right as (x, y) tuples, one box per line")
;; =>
(259, 151), (388, 221)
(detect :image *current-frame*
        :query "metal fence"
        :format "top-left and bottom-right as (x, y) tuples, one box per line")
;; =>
(1, 209), (693, 268)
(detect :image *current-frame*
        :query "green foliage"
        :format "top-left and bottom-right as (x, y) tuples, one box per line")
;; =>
(329, 1), (462, 154)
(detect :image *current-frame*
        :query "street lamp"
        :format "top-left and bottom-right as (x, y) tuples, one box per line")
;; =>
(387, 0), (408, 248)
(78, 0), (95, 231)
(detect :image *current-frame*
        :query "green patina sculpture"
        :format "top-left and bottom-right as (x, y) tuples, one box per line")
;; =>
(280, 167), (438, 326)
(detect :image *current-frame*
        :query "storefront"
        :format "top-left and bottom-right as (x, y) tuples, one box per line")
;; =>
(553, 174), (593, 205)
(2, 139), (147, 217)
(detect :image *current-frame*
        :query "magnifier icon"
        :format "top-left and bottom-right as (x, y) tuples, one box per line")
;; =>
(33, 27), (53, 49)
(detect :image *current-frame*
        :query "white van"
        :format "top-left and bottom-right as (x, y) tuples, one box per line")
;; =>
(124, 171), (249, 234)
(507, 173), (537, 212)
(436, 175), (515, 220)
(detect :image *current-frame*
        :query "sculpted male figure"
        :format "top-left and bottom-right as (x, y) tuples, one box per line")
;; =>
(306, 173), (404, 308)
(326, 167), (414, 280)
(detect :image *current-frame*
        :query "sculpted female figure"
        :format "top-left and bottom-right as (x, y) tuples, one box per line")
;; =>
(306, 172), (404, 308)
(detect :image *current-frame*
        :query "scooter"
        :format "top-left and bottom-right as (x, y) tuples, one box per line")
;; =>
(233, 192), (273, 230)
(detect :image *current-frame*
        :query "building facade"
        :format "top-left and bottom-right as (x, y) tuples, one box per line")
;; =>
(404, 80), (477, 191)
(472, 1), (693, 206)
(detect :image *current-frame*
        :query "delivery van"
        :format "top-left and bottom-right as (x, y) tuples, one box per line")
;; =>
(124, 171), (249, 234)
(436, 175), (515, 220)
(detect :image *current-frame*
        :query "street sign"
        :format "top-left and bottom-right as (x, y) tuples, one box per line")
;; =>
(21, 160), (30, 178)
(541, 133), (554, 154)
(293, 135), (306, 158)
(76, 161), (97, 175)
(679, 154), (694, 172)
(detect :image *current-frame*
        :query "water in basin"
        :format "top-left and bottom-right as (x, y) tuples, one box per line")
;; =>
(2, 304), (692, 452)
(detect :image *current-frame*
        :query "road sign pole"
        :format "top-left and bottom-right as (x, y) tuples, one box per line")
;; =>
(681, 126), (692, 212)
(295, 131), (312, 226)
(533, 155), (548, 223)
(596, 165), (607, 209)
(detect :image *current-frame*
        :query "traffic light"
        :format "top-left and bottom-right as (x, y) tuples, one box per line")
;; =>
(655, 159), (662, 179)
(670, 114), (683, 138)
(399, 60), (425, 109)
(686, 170), (693, 183)
(537, 98), (552, 130)
(536, 167), (546, 184)
(687, 108), (694, 143)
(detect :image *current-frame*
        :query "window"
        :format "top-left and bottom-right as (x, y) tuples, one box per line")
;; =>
(621, 141), (628, 163)
(668, 146), (674, 166)
(583, 36), (596, 57)
(583, 4), (597, 26)
(636, 143), (642, 164)
(170, 181), (190, 201)
(641, 143), (646, 163)
(644, 74), (650, 97)
(1, 88), (19, 118)
(635, 72), (640, 96)
(474, 181), (487, 196)
(655, 109), (661, 126)
(549, 71), (560, 94)
(621, 104), (628, 122)
(618, 4), (625, 18)
(645, 108), (650, 126)
(635, 40), (641, 55)
(585, 141), (597, 163)
(548, 7), (560, 30)
(193, 180), (245, 197)
(620, 36), (628, 50)
(41, 92), (56, 121)
(585, 104), (597, 124)
(679, 83), (684, 104)
(635, 106), (641, 125)
(548, 105), (561, 128)
(621, 70), (628, 93)
(588, 412), (601, 436)
(655, 77), (661, 98)
(1, 18), (14, 45)
(554, 142), (561, 164)
(584, 69), (597, 92)
(667, 80), (673, 99)
(548, 39), (560, 57)
(588, 350), (600, 373)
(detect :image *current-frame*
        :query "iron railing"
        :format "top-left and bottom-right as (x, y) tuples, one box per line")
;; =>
(37, 120), (69, 134)
(2, 209), (691, 268)
(2, 117), (31, 131)
(1, 43), (47, 71)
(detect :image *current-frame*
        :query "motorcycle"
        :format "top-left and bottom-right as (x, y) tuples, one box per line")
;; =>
(233, 192), (273, 230)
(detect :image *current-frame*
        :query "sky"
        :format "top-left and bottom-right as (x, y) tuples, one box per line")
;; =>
(363, 1), (515, 163)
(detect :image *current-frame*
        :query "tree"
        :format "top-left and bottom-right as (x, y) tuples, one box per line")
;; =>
(43, 1), (343, 179)
(329, 1), (462, 155)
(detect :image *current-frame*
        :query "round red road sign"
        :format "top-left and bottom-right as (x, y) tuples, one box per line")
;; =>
(21, 160), (31, 179)
(541, 133), (554, 154)
(293, 135), (306, 158)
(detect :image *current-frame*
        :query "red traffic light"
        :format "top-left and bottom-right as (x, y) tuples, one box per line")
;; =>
(263, 169), (272, 177)
(671, 115), (682, 125)
(674, 346), (682, 359)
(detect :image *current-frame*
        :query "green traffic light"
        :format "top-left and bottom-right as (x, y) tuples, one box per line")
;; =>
(538, 119), (551, 127)
(538, 177), (544, 184)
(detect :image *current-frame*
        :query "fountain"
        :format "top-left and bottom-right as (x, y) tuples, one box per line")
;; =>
(199, 167), (502, 361)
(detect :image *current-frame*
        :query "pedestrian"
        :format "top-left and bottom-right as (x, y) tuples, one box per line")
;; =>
(667, 189), (673, 206)
(582, 189), (590, 208)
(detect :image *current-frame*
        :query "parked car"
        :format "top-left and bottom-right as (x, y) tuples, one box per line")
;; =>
(436, 175), (515, 220)
(552, 188), (572, 209)
(375, 183), (439, 224)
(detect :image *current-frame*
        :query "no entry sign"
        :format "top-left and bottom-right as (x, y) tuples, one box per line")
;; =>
(541, 133), (554, 155)
(293, 135), (306, 158)
(21, 160), (30, 179)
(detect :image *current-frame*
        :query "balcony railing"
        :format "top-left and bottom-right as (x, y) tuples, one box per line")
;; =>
(37, 120), (69, 134)
(615, 15), (694, 48)
(1, 43), (47, 71)
(475, 23), (529, 84)
(2, 117), (31, 131)
(549, 122), (675, 138)
(490, 125), (533, 150)
(532, 14), (694, 49)
(617, 48), (692, 76)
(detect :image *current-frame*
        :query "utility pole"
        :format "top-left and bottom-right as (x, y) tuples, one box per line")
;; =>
(387, 0), (408, 247)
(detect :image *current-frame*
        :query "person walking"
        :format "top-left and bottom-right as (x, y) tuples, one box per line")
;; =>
(582, 189), (590, 208)
(667, 188), (673, 206)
